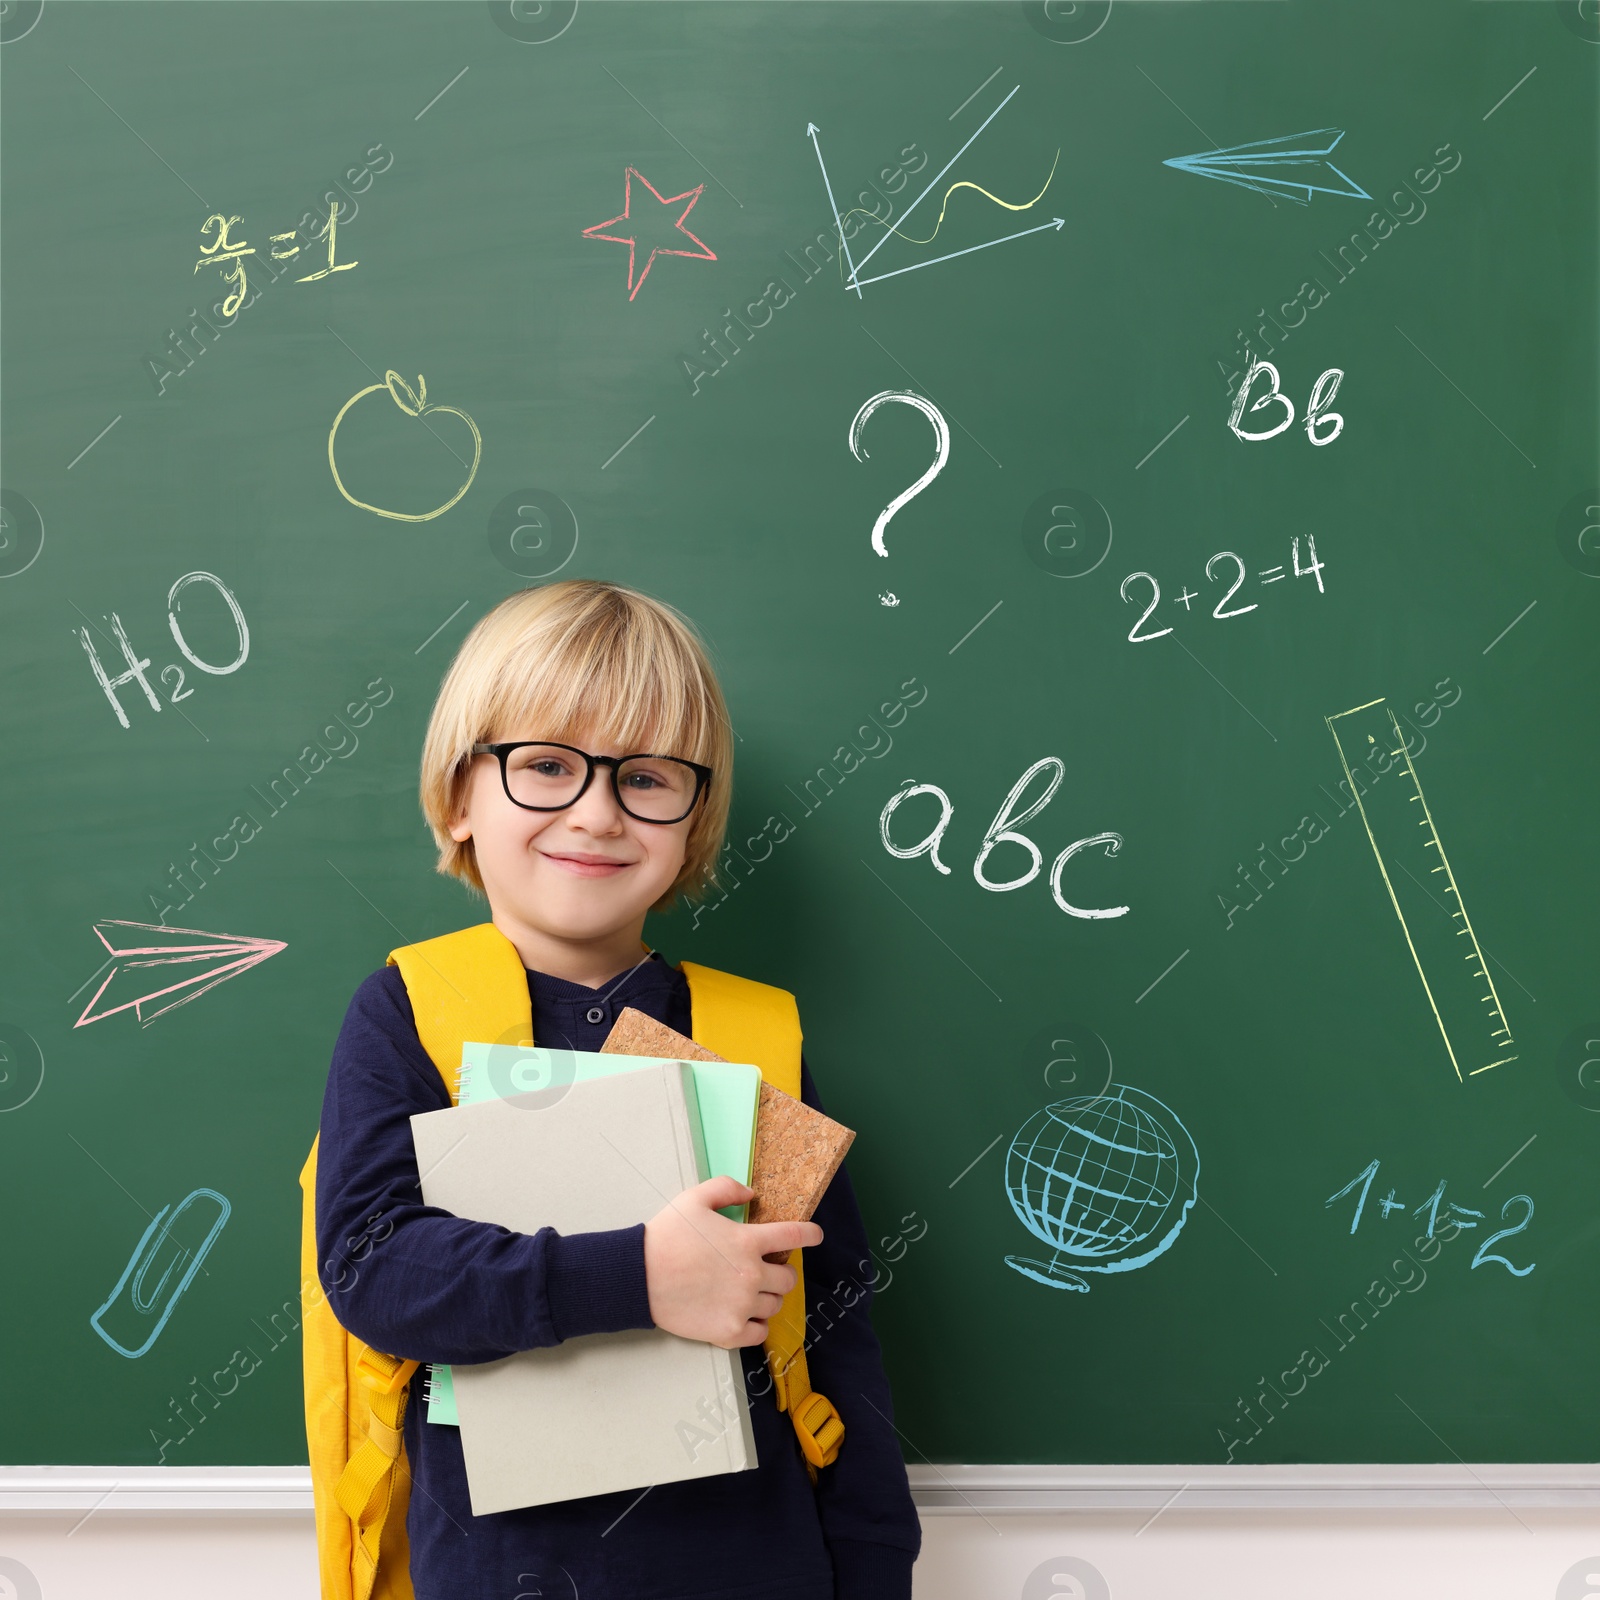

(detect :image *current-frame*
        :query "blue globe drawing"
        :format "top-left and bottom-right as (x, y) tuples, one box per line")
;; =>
(1004, 1083), (1199, 1292)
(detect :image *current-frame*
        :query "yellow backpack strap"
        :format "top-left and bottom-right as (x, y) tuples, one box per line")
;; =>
(318, 922), (532, 1600)
(388, 920), (535, 1100)
(680, 962), (845, 1480)
(335, 1347), (420, 1600)
(300, 1135), (359, 1600)
(302, 1133), (421, 1600)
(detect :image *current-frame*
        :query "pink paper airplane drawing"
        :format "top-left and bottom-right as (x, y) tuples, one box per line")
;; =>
(74, 920), (286, 1028)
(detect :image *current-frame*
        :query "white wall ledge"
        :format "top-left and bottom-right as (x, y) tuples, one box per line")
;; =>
(906, 1463), (1600, 1512)
(0, 1468), (313, 1516)
(3, 1463), (1598, 1515)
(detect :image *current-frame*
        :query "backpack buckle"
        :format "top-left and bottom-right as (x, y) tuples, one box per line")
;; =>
(353, 1345), (419, 1397)
(790, 1388), (844, 1468)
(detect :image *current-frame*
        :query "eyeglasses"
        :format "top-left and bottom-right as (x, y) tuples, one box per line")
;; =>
(471, 741), (712, 825)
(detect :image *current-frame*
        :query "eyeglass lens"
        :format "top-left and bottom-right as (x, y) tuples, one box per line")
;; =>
(502, 744), (699, 821)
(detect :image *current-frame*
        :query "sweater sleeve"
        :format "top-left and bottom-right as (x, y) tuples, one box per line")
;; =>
(315, 966), (655, 1363)
(796, 1058), (922, 1600)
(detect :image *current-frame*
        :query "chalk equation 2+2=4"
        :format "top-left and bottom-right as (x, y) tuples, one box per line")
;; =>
(1120, 536), (1325, 644)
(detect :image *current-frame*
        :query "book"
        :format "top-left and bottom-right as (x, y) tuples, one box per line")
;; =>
(425, 1043), (762, 1425)
(410, 1062), (759, 1515)
(602, 1008), (857, 1266)
(460, 1043), (763, 1219)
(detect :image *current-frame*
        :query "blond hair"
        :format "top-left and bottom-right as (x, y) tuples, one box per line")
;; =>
(421, 580), (733, 906)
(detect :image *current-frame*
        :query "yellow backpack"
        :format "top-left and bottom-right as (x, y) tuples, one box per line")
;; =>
(298, 921), (845, 1600)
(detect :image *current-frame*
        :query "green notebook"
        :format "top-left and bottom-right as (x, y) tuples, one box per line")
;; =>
(424, 1045), (762, 1427)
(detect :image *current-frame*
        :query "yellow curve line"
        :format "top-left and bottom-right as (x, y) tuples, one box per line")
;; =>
(836, 148), (1061, 273)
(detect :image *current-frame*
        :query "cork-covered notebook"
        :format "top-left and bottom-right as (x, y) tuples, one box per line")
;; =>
(601, 1007), (856, 1264)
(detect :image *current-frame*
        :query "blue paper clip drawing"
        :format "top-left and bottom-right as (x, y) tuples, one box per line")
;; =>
(90, 1187), (231, 1358)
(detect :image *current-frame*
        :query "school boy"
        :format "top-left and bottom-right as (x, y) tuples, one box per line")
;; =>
(311, 580), (922, 1599)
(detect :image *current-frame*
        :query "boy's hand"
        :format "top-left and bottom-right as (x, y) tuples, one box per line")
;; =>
(643, 1177), (823, 1349)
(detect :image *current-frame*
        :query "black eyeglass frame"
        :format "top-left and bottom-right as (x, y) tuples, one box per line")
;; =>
(470, 740), (713, 825)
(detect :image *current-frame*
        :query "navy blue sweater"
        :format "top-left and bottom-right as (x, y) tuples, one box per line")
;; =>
(316, 951), (921, 1600)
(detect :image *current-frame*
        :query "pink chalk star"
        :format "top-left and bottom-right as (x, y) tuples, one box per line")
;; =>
(582, 167), (716, 301)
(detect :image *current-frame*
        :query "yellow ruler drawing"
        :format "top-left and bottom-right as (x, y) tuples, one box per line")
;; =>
(1325, 697), (1515, 1082)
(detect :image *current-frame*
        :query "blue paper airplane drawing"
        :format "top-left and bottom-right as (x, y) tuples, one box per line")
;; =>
(1163, 129), (1370, 206)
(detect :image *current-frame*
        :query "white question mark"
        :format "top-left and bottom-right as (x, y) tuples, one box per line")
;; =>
(848, 389), (951, 558)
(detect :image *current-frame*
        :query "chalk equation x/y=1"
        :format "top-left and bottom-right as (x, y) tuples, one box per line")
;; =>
(1325, 697), (1515, 1082)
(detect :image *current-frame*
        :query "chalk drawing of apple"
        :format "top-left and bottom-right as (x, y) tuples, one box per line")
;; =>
(327, 370), (482, 522)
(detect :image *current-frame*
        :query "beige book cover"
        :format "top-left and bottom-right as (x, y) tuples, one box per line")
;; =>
(410, 1061), (758, 1515)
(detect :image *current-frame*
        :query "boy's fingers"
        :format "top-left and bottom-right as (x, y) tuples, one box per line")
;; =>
(691, 1175), (755, 1207)
(749, 1218), (823, 1254)
(716, 1317), (769, 1350)
(758, 1263), (798, 1298)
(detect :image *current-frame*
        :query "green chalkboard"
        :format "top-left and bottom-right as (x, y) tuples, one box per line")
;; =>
(2, 0), (1596, 1471)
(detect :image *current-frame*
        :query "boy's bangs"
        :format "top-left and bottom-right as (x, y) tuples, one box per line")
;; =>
(484, 615), (712, 764)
